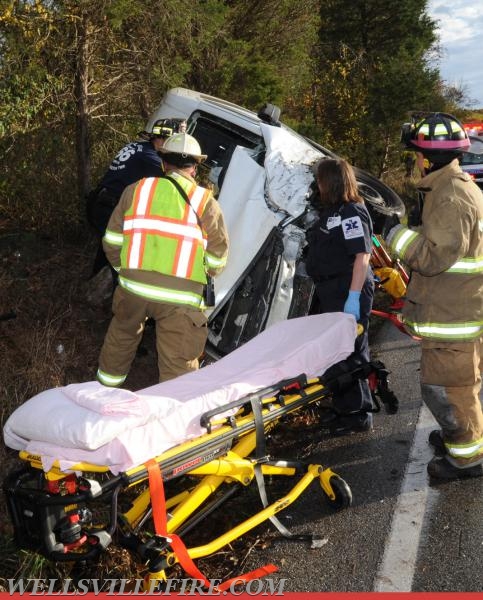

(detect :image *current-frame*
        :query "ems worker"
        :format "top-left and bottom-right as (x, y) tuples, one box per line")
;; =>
(305, 158), (375, 435)
(96, 133), (229, 385)
(86, 119), (187, 278)
(386, 112), (483, 479)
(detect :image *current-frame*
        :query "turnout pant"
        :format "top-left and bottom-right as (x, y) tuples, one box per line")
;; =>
(98, 286), (208, 385)
(420, 337), (483, 468)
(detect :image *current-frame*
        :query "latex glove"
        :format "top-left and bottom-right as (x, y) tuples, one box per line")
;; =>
(343, 290), (361, 321)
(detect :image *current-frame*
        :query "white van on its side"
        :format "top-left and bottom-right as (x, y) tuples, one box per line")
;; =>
(147, 88), (405, 357)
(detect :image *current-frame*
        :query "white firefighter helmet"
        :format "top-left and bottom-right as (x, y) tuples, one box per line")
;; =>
(160, 133), (207, 163)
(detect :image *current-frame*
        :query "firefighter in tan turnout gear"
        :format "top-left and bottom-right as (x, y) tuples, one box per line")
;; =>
(97, 133), (229, 385)
(386, 112), (483, 479)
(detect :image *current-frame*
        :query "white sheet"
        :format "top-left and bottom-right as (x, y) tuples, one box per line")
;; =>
(3, 313), (357, 474)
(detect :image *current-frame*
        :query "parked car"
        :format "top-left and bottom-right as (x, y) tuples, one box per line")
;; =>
(146, 88), (405, 358)
(460, 136), (483, 190)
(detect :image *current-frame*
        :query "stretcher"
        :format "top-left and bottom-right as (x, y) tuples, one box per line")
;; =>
(3, 313), (398, 590)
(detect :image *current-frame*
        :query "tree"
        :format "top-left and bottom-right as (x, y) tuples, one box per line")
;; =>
(288, 0), (443, 176)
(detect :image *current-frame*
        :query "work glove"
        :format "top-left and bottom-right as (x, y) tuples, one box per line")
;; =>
(343, 290), (361, 321)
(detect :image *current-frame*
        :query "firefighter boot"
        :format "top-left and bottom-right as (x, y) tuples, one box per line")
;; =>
(428, 430), (446, 456)
(427, 456), (483, 480)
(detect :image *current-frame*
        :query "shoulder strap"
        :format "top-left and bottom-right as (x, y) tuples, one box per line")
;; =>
(163, 174), (203, 229)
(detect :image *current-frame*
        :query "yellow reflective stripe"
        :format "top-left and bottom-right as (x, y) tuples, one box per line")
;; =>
(404, 319), (483, 339)
(391, 228), (419, 258)
(446, 256), (483, 273)
(96, 369), (126, 386)
(119, 276), (203, 307)
(205, 252), (227, 269)
(104, 230), (124, 246)
(446, 436), (483, 459)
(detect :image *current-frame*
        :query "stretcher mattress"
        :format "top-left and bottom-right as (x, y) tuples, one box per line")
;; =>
(3, 313), (357, 474)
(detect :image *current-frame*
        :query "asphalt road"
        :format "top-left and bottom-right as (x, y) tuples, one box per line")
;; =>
(239, 319), (483, 592)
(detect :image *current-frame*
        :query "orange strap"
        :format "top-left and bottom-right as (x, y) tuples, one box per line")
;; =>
(371, 309), (421, 341)
(145, 459), (278, 591)
(146, 459), (211, 587)
(217, 564), (279, 592)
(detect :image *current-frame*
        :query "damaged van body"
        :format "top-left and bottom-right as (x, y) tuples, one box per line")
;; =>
(146, 88), (405, 358)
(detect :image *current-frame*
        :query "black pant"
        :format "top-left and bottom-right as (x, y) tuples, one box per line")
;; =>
(86, 188), (120, 280)
(314, 273), (374, 416)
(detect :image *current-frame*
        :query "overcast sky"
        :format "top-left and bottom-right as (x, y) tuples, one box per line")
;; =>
(427, 1), (483, 107)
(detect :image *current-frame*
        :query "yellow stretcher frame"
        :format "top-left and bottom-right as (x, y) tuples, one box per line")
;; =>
(12, 313), (408, 593)
(7, 373), (356, 589)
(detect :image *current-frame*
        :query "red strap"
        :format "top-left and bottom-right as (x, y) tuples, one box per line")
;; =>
(146, 459), (211, 586)
(145, 460), (278, 591)
(147, 459), (168, 534)
(217, 564), (279, 592)
(371, 309), (421, 341)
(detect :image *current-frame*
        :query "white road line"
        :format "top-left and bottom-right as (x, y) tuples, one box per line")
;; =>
(373, 404), (437, 592)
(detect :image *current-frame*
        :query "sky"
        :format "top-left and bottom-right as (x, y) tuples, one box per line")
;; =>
(427, 0), (483, 107)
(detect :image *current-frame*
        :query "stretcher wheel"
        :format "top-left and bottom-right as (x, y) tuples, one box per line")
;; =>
(321, 473), (352, 510)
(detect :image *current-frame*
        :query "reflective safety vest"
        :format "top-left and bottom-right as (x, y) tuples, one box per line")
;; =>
(105, 176), (211, 284)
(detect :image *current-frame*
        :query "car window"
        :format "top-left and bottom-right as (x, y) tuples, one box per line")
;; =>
(461, 152), (483, 165)
(187, 110), (265, 194)
(461, 137), (483, 165)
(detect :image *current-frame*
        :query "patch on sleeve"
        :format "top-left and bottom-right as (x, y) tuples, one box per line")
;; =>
(341, 216), (364, 239)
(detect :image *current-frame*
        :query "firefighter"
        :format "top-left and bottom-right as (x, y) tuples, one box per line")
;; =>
(86, 119), (187, 280)
(305, 158), (375, 435)
(97, 133), (229, 385)
(386, 112), (483, 479)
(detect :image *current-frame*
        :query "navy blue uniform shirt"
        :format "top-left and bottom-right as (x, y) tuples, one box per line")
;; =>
(305, 201), (373, 281)
(98, 141), (163, 199)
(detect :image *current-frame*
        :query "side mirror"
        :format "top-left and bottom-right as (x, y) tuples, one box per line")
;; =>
(258, 104), (281, 127)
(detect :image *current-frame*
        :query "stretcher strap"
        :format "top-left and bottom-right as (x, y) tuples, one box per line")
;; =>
(251, 397), (294, 538)
(145, 459), (278, 591)
(147, 459), (210, 587)
(371, 309), (421, 340)
(216, 564), (279, 592)
(250, 397), (315, 543)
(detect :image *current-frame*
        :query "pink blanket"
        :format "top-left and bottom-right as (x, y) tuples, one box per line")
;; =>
(3, 313), (357, 474)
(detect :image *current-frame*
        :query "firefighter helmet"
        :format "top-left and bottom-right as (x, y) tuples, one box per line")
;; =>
(160, 133), (207, 163)
(401, 112), (470, 164)
(151, 119), (178, 138)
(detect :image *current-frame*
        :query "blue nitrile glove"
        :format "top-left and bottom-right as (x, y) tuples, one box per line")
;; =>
(343, 290), (361, 321)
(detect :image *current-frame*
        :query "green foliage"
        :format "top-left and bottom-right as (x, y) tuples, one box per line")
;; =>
(0, 0), (475, 231)
(287, 0), (448, 175)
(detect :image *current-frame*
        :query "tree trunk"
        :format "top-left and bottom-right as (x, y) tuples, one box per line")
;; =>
(378, 130), (391, 178)
(74, 11), (91, 205)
